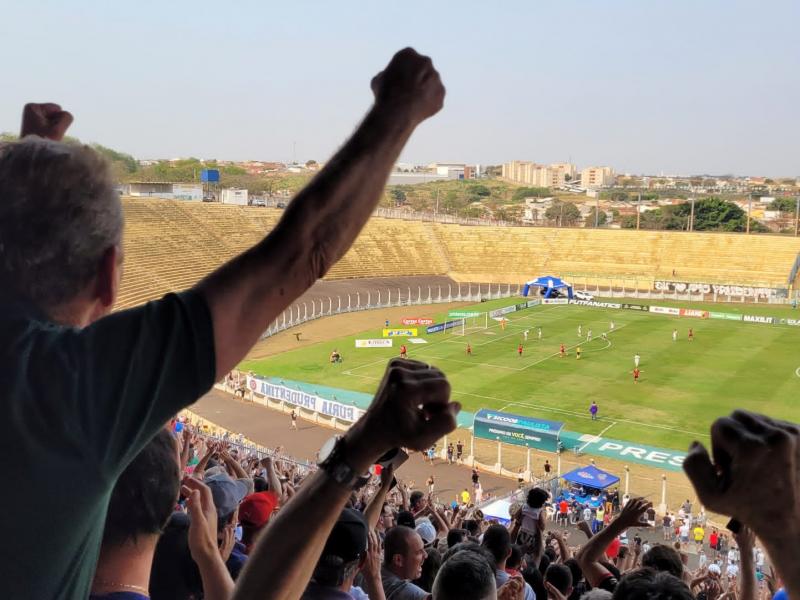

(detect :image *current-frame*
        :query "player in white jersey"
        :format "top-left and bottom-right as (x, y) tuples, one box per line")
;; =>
(672, 329), (678, 342)
(634, 353), (641, 368)
(577, 324), (582, 338)
(587, 329), (593, 342)
(537, 327), (542, 340)
(523, 329), (529, 341)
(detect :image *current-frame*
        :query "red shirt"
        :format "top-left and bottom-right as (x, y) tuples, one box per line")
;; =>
(606, 537), (621, 559)
(633, 368), (640, 378)
(709, 532), (718, 546)
(518, 345), (523, 352)
(560, 344), (565, 352)
(400, 345), (406, 353)
(559, 500), (568, 514)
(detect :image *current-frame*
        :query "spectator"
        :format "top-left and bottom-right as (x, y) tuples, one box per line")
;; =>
(204, 471), (249, 578)
(545, 564), (573, 599)
(301, 508), (382, 600)
(482, 524), (535, 600)
(1, 45), (445, 599)
(640, 545), (683, 579)
(91, 429), (181, 598)
(612, 568), (693, 600)
(239, 490), (280, 554)
(382, 526), (429, 599)
(431, 548), (497, 600)
(446, 529), (468, 549)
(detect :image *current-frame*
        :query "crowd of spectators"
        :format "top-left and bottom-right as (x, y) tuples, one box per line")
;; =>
(1, 49), (798, 600)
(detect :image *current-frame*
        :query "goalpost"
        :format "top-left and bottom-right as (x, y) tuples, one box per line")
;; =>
(450, 312), (489, 336)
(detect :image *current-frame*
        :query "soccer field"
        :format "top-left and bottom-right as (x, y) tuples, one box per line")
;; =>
(241, 297), (800, 452)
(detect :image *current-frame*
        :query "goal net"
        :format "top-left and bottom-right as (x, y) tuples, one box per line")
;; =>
(450, 313), (489, 336)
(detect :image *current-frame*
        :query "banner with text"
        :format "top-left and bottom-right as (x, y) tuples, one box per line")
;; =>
(654, 280), (786, 300)
(541, 298), (569, 305)
(560, 431), (686, 471)
(489, 305), (518, 318)
(448, 311), (482, 318)
(742, 314), (775, 324)
(473, 409), (564, 452)
(246, 376), (364, 423)
(649, 305), (681, 316)
(426, 319), (462, 334)
(355, 339), (393, 348)
(622, 303), (650, 311)
(401, 318), (434, 326)
(382, 328), (418, 337)
(709, 311), (743, 321)
(679, 308), (709, 319)
(572, 300), (623, 309)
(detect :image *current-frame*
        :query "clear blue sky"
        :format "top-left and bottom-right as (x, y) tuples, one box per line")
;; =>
(1, 0), (798, 176)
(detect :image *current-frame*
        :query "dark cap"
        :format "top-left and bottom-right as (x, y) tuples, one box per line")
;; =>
(321, 508), (368, 562)
(397, 510), (416, 529)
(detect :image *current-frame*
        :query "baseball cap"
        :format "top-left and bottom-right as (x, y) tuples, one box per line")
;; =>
(321, 508), (368, 562)
(204, 472), (249, 519)
(416, 518), (437, 546)
(239, 491), (279, 528)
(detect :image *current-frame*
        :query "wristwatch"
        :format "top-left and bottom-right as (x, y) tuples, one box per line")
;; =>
(317, 435), (372, 490)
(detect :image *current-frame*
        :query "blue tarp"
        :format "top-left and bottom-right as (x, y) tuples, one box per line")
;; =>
(522, 275), (573, 300)
(561, 465), (619, 490)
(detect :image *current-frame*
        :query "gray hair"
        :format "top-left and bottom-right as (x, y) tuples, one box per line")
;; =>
(0, 137), (123, 310)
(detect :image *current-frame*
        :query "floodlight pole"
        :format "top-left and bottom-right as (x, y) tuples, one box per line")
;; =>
(795, 196), (799, 237)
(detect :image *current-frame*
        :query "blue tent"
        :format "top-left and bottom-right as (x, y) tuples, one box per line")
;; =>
(561, 465), (619, 490)
(522, 275), (573, 299)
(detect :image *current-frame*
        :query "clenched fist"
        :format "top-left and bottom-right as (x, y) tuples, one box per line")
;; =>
(346, 358), (459, 464)
(20, 103), (73, 141)
(371, 48), (445, 125)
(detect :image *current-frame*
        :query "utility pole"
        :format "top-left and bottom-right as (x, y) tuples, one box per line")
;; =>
(746, 193), (752, 234)
(595, 195), (600, 228)
(689, 197), (695, 231)
(435, 187), (440, 215)
(636, 191), (641, 230)
(795, 196), (799, 237)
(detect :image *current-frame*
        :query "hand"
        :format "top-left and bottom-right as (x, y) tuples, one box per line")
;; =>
(346, 359), (459, 463)
(379, 464), (394, 489)
(683, 410), (799, 539)
(371, 48), (445, 125)
(615, 497), (652, 529)
(20, 103), (73, 141)
(733, 525), (755, 553)
(545, 581), (568, 600)
(182, 477), (221, 564)
(498, 576), (525, 600)
(219, 523), (236, 562)
(361, 529), (383, 583)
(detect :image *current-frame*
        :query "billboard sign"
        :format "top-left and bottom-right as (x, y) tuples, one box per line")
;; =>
(473, 409), (564, 452)
(448, 311), (482, 318)
(382, 328), (418, 337)
(355, 339), (393, 348)
(401, 318), (434, 326)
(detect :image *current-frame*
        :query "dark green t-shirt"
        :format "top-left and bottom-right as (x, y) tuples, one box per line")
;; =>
(0, 291), (216, 599)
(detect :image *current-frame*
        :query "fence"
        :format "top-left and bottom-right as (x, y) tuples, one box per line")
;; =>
(262, 282), (521, 338)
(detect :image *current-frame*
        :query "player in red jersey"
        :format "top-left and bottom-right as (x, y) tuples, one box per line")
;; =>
(559, 343), (566, 357)
(688, 328), (694, 341)
(517, 343), (523, 357)
(466, 343), (472, 356)
(633, 367), (640, 383)
(400, 344), (407, 358)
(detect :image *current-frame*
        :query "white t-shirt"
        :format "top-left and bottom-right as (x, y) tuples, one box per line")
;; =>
(726, 563), (739, 577)
(728, 549), (738, 563)
(679, 524), (690, 538)
(756, 549), (765, 567)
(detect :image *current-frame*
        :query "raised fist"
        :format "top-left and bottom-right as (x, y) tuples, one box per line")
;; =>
(20, 103), (73, 141)
(356, 358), (458, 454)
(371, 48), (445, 125)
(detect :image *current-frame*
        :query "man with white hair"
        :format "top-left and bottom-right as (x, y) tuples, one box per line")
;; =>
(1, 46), (450, 599)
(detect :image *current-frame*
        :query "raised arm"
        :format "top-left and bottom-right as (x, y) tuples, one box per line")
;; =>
(197, 48), (445, 379)
(735, 527), (757, 600)
(260, 456), (284, 501)
(577, 498), (651, 587)
(232, 359), (459, 600)
(363, 465), (394, 529)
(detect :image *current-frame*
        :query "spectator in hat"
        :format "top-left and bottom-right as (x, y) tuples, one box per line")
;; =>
(416, 518), (438, 549)
(301, 508), (383, 600)
(382, 525), (429, 599)
(239, 489), (280, 554)
(204, 471), (249, 579)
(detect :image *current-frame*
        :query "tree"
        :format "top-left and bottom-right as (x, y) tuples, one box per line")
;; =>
(585, 207), (608, 227)
(768, 197), (797, 214)
(91, 144), (138, 174)
(305, 160), (318, 168)
(511, 187), (550, 202)
(673, 197), (753, 232)
(469, 184), (491, 197)
(545, 200), (581, 226)
(389, 188), (406, 206)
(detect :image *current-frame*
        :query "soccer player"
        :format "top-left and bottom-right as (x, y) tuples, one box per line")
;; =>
(399, 344), (408, 358)
(688, 328), (694, 341)
(577, 324), (582, 338)
(672, 328), (678, 342)
(518, 343), (523, 357)
(601, 332), (608, 342)
(589, 401), (598, 420)
(587, 329), (593, 342)
(633, 367), (640, 383)
(501, 318), (507, 331)
(466, 343), (472, 356)
(576, 346), (582, 360)
(290, 409), (298, 430)
(523, 329), (529, 341)
(538, 327), (542, 340)
(634, 353), (641, 368)
(559, 343), (566, 357)
(610, 321), (615, 330)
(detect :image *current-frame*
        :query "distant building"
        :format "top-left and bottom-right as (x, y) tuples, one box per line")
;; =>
(580, 166), (615, 189)
(501, 161), (577, 188)
(220, 188), (249, 206)
(122, 182), (203, 200)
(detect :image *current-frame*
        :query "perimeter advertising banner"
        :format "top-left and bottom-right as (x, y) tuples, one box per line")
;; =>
(541, 298), (569, 305)
(355, 339), (393, 348)
(709, 312), (743, 321)
(572, 300), (622, 309)
(679, 308), (709, 319)
(622, 303), (650, 311)
(742, 315), (775, 324)
(382, 328), (418, 337)
(473, 409), (564, 452)
(401, 318), (434, 326)
(448, 311), (482, 318)
(426, 319), (462, 334)
(649, 306), (681, 316)
(246, 376), (364, 423)
(489, 305), (518, 317)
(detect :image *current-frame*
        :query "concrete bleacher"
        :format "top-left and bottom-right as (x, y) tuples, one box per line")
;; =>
(116, 198), (800, 309)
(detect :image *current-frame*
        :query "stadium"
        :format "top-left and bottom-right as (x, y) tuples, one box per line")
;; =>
(119, 197), (800, 504)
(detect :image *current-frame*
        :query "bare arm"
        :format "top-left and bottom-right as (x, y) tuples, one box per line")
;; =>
(197, 48), (445, 379)
(577, 498), (651, 587)
(260, 457), (283, 500)
(363, 466), (394, 529)
(179, 428), (193, 471)
(194, 442), (216, 476)
(736, 527), (756, 600)
(232, 359), (458, 600)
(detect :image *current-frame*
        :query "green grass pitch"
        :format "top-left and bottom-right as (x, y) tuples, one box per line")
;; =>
(241, 297), (800, 451)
